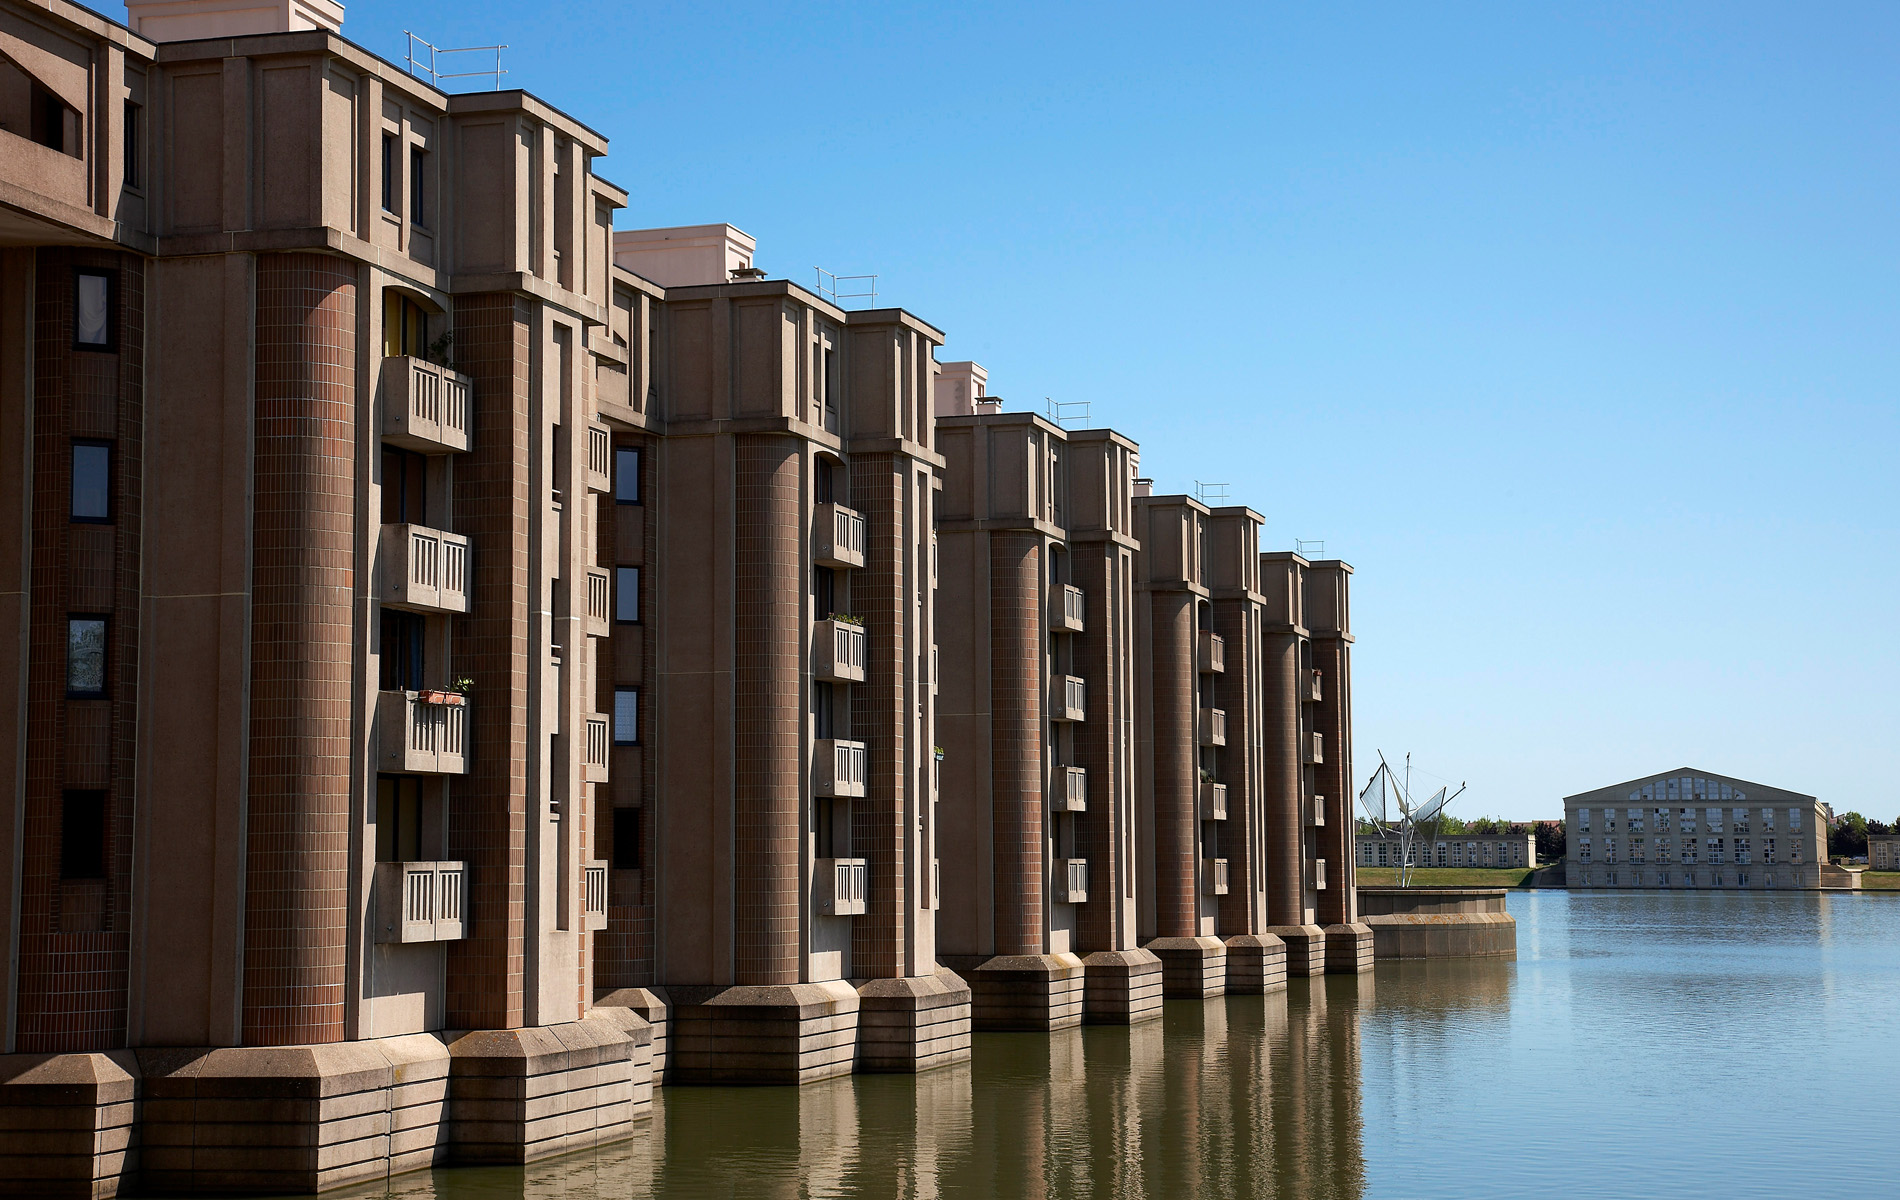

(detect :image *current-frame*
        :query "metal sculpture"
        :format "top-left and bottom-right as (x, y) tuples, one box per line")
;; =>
(1359, 752), (1465, 886)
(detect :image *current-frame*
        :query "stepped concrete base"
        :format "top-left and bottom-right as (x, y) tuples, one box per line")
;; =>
(855, 971), (972, 1072)
(135, 1034), (449, 1194)
(1359, 888), (1517, 959)
(443, 1012), (653, 1165)
(0, 1050), (139, 1199)
(1264, 924), (1327, 977)
(945, 954), (1086, 1031)
(1081, 949), (1165, 1024)
(1223, 933), (1288, 994)
(666, 981), (860, 1084)
(1143, 936), (1228, 998)
(595, 986), (671, 1079)
(1324, 923), (1376, 973)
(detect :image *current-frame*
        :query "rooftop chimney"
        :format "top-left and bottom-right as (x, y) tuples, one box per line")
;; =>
(933, 361), (988, 417)
(125, 0), (343, 40)
(613, 224), (758, 288)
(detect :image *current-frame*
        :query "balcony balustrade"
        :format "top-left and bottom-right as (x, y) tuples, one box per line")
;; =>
(585, 567), (611, 638)
(1199, 707), (1227, 747)
(1307, 795), (1327, 826)
(584, 714), (610, 783)
(586, 423), (612, 494)
(583, 861), (609, 930)
(1304, 668), (1323, 703)
(1202, 780), (1228, 821)
(816, 857), (868, 916)
(377, 690), (468, 775)
(1052, 765), (1088, 813)
(1315, 858), (1327, 890)
(814, 501), (866, 570)
(1199, 630), (1225, 673)
(1303, 732), (1324, 764)
(380, 523), (470, 614)
(1051, 675), (1086, 722)
(814, 618), (867, 684)
(816, 739), (868, 798)
(1051, 584), (1085, 633)
(373, 860), (467, 943)
(1056, 858), (1088, 904)
(382, 356), (471, 454)
(1203, 858), (1230, 896)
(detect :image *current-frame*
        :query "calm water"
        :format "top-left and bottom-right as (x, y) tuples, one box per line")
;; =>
(343, 891), (1900, 1200)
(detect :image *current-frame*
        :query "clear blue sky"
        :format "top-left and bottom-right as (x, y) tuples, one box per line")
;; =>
(331, 1), (1900, 822)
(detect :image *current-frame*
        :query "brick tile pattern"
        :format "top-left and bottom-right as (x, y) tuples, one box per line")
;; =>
(1071, 545), (1124, 952)
(1149, 593), (1197, 938)
(732, 434), (802, 984)
(988, 533), (1043, 957)
(850, 453), (906, 979)
(241, 252), (357, 1046)
(1212, 598), (1260, 934)
(446, 293), (534, 1030)
(15, 248), (144, 1051)
(1312, 637), (1354, 925)
(1261, 633), (1305, 927)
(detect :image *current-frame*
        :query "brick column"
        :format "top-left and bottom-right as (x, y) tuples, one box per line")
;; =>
(988, 533), (1044, 957)
(1149, 593), (1197, 940)
(1313, 635), (1354, 927)
(1071, 545), (1120, 953)
(851, 453), (907, 979)
(1261, 631), (1304, 929)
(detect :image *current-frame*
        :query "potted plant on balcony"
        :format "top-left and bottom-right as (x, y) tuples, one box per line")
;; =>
(442, 676), (473, 706)
(831, 613), (865, 627)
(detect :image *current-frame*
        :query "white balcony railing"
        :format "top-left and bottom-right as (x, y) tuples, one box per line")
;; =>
(373, 860), (467, 943)
(1308, 795), (1327, 827)
(1199, 630), (1225, 673)
(1315, 858), (1328, 891)
(1304, 668), (1323, 703)
(377, 691), (468, 775)
(814, 501), (866, 570)
(586, 424), (612, 494)
(585, 567), (611, 638)
(380, 523), (470, 614)
(1199, 707), (1227, 747)
(1052, 674), (1086, 722)
(583, 860), (609, 930)
(816, 739), (868, 798)
(1056, 857), (1088, 904)
(1052, 584), (1085, 633)
(1203, 858), (1230, 896)
(1304, 732), (1324, 764)
(1203, 780), (1228, 821)
(1053, 765), (1088, 812)
(814, 618), (867, 684)
(584, 714), (610, 783)
(382, 356), (472, 454)
(817, 857), (868, 916)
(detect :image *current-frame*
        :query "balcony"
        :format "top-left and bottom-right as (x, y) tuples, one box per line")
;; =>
(1202, 780), (1228, 821)
(1303, 668), (1323, 703)
(1315, 858), (1327, 891)
(1303, 732), (1324, 765)
(1307, 795), (1327, 827)
(816, 857), (868, 916)
(1199, 707), (1227, 747)
(1056, 858), (1088, 904)
(1053, 765), (1088, 813)
(814, 618), (867, 684)
(1051, 675), (1086, 722)
(586, 423), (612, 494)
(373, 860), (467, 943)
(1051, 584), (1085, 633)
(1199, 630), (1225, 674)
(816, 739), (868, 798)
(585, 567), (611, 638)
(583, 861), (609, 931)
(931, 644), (939, 696)
(382, 356), (472, 454)
(378, 691), (468, 775)
(380, 524), (470, 614)
(584, 714), (610, 784)
(1203, 858), (1230, 896)
(814, 501), (866, 570)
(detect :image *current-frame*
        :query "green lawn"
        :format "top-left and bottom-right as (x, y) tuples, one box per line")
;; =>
(1355, 866), (1544, 887)
(1859, 871), (1900, 891)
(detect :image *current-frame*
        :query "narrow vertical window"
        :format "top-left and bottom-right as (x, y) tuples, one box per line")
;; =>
(410, 145), (426, 225)
(74, 270), (113, 350)
(382, 132), (398, 213)
(612, 807), (642, 870)
(71, 441), (111, 522)
(615, 566), (640, 623)
(614, 687), (639, 746)
(66, 616), (107, 698)
(123, 101), (142, 188)
(379, 610), (426, 691)
(375, 776), (423, 863)
(615, 446), (642, 504)
(60, 790), (107, 879)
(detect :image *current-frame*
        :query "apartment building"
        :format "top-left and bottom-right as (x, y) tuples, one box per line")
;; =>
(932, 365), (1162, 1029)
(1564, 770), (1846, 889)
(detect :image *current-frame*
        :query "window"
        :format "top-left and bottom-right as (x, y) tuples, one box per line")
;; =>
(384, 292), (428, 358)
(812, 565), (836, 620)
(615, 446), (642, 504)
(1578, 809), (1590, 833)
(74, 270), (113, 350)
(612, 807), (642, 870)
(409, 145), (427, 225)
(382, 132), (398, 213)
(812, 680), (836, 741)
(614, 687), (639, 746)
(379, 609), (425, 691)
(1788, 808), (1801, 831)
(71, 441), (111, 522)
(60, 790), (106, 879)
(615, 566), (640, 623)
(66, 616), (106, 698)
(123, 101), (142, 188)
(375, 776), (422, 863)
(382, 447), (428, 526)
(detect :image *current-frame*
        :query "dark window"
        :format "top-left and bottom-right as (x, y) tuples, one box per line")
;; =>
(614, 687), (639, 745)
(375, 775), (423, 863)
(409, 145), (426, 225)
(383, 292), (428, 358)
(382, 133), (398, 213)
(615, 566), (640, 623)
(66, 616), (106, 698)
(379, 609), (426, 691)
(74, 270), (114, 351)
(123, 101), (142, 188)
(60, 790), (106, 879)
(30, 81), (68, 152)
(381, 447), (428, 526)
(812, 681), (835, 741)
(812, 565), (835, 619)
(71, 441), (111, 522)
(614, 446), (641, 504)
(815, 457), (836, 504)
(612, 807), (642, 871)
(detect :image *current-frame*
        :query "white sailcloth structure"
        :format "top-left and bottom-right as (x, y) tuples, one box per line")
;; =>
(1358, 753), (1465, 886)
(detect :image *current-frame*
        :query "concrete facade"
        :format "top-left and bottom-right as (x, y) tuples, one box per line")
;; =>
(1357, 888), (1516, 959)
(1870, 834), (1900, 872)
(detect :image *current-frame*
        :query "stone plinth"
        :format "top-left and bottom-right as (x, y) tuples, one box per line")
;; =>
(855, 971), (973, 1072)
(1323, 923), (1376, 973)
(1142, 936), (1228, 998)
(0, 1050), (138, 1199)
(1358, 887), (1517, 959)
(665, 981), (860, 1084)
(947, 954), (1086, 1031)
(1081, 949), (1165, 1024)
(1223, 933), (1288, 994)
(595, 986), (671, 1079)
(443, 1013), (653, 1165)
(1262, 924), (1326, 977)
